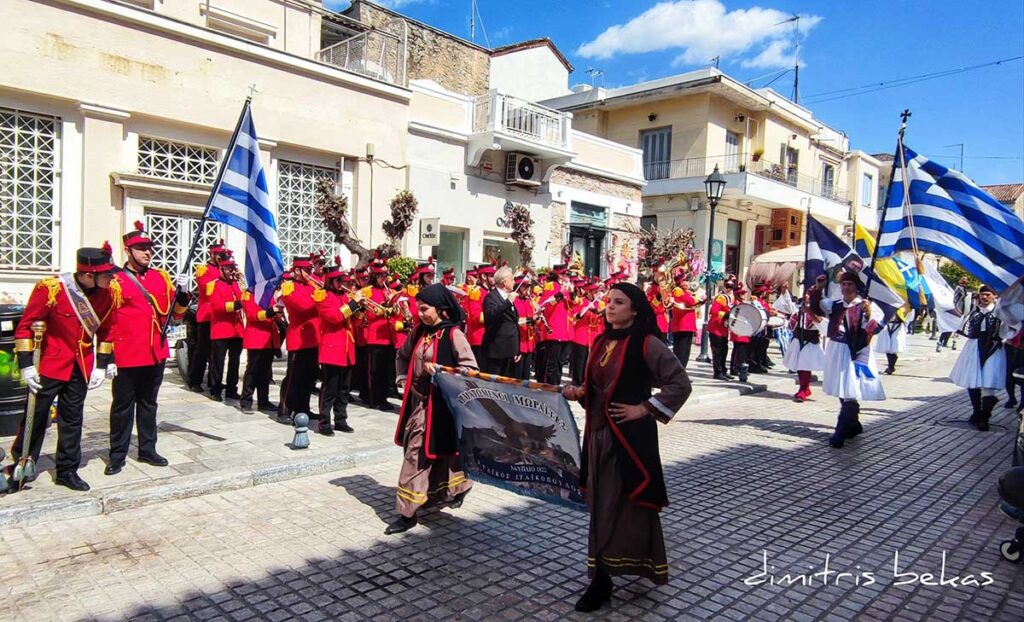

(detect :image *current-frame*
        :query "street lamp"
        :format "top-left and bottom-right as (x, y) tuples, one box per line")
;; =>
(696, 165), (727, 362)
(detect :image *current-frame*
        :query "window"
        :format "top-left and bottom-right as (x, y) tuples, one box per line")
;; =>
(724, 131), (740, 172)
(783, 146), (799, 186)
(640, 127), (671, 180)
(0, 107), (60, 271)
(570, 201), (606, 226)
(146, 211), (224, 285)
(822, 163), (835, 198)
(861, 173), (874, 207)
(277, 160), (338, 261)
(138, 137), (219, 184)
(725, 219), (742, 276)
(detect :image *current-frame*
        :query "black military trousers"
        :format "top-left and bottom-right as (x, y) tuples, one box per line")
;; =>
(9, 365), (88, 476)
(240, 348), (275, 407)
(319, 364), (353, 426)
(109, 363), (165, 465)
(209, 337), (243, 397)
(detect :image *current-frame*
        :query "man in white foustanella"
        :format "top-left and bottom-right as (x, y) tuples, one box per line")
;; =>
(949, 285), (1006, 431)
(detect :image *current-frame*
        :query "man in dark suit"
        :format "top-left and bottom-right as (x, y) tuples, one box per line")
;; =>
(481, 266), (520, 377)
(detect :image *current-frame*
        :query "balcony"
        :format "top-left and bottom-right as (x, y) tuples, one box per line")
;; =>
(316, 30), (406, 87)
(643, 155), (852, 224)
(467, 90), (575, 167)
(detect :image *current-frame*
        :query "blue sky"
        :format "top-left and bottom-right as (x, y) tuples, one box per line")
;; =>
(327, 1), (1024, 185)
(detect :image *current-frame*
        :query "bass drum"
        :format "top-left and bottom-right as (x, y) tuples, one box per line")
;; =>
(727, 302), (768, 337)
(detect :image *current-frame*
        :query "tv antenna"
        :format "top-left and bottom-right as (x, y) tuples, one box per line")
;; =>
(774, 14), (801, 103)
(586, 67), (604, 87)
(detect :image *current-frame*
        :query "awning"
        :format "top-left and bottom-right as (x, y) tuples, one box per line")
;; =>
(752, 245), (804, 264)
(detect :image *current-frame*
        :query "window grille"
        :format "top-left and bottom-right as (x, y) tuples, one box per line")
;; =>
(277, 160), (339, 261)
(0, 107), (60, 271)
(138, 136), (219, 184)
(145, 211), (224, 288)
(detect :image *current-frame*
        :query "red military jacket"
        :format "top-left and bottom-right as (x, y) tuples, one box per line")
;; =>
(242, 292), (281, 350)
(708, 293), (734, 338)
(194, 263), (220, 322)
(110, 266), (185, 367)
(14, 276), (114, 381)
(280, 279), (320, 351)
(208, 278), (244, 340)
(513, 296), (537, 354)
(540, 282), (572, 342)
(390, 290), (414, 351)
(647, 286), (670, 334)
(669, 287), (698, 333)
(572, 298), (605, 347)
(464, 286), (486, 347)
(362, 286), (393, 346)
(314, 289), (358, 366)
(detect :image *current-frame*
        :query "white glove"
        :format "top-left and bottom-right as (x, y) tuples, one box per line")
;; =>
(88, 367), (106, 390)
(175, 274), (190, 291)
(105, 364), (118, 379)
(20, 366), (42, 394)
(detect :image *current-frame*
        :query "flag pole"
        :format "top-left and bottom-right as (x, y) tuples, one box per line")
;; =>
(866, 109), (911, 300)
(162, 96), (253, 338)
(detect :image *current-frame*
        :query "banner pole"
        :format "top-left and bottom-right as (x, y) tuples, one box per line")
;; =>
(436, 365), (564, 394)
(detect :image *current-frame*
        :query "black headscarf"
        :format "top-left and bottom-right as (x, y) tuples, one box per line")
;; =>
(604, 282), (661, 340)
(412, 283), (466, 341)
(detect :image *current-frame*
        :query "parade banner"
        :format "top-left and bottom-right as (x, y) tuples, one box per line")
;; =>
(433, 367), (586, 511)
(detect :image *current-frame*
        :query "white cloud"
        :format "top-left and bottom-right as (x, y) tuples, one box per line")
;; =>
(492, 26), (513, 42)
(577, 0), (821, 70)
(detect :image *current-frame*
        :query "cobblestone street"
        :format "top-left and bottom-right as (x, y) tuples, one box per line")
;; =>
(1, 337), (1023, 621)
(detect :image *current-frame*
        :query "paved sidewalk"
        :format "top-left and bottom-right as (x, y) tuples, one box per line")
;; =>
(0, 335), (1021, 621)
(0, 344), (784, 525)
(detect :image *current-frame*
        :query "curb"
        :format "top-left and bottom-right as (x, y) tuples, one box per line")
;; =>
(0, 443), (396, 528)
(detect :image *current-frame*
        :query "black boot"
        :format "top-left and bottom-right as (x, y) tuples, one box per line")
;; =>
(384, 515), (418, 535)
(574, 569), (613, 612)
(967, 389), (981, 426)
(978, 396), (997, 432)
(884, 353), (897, 375)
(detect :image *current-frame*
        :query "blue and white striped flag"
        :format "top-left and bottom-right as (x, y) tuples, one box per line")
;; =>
(876, 145), (1024, 292)
(207, 102), (284, 308)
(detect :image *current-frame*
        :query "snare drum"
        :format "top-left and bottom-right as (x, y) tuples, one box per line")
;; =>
(767, 316), (786, 329)
(727, 302), (769, 337)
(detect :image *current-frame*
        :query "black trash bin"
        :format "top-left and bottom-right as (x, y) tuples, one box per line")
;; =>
(0, 304), (27, 436)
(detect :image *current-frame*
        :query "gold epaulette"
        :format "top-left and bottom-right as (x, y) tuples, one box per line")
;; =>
(360, 285), (373, 297)
(205, 281), (216, 297)
(242, 291), (252, 301)
(109, 279), (124, 308)
(673, 287), (683, 297)
(195, 264), (208, 278)
(280, 280), (295, 297)
(312, 288), (327, 303)
(39, 277), (61, 307)
(468, 287), (481, 301)
(544, 282), (554, 291)
(407, 284), (419, 298)
(156, 268), (173, 293)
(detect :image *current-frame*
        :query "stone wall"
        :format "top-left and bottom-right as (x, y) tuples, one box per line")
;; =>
(346, 1), (490, 96)
(549, 167), (642, 202)
(548, 201), (567, 264)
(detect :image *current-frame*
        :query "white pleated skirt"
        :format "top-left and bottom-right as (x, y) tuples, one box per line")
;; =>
(949, 339), (1006, 389)
(874, 326), (908, 354)
(783, 338), (825, 372)
(822, 340), (886, 401)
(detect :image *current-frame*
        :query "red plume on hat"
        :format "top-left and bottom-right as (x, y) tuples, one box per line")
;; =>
(101, 240), (112, 256)
(134, 220), (145, 232)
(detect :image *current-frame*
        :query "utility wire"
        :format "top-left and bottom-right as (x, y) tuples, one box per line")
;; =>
(801, 55), (1023, 104)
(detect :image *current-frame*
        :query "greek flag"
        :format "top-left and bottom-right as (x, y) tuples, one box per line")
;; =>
(876, 145), (1024, 292)
(805, 215), (904, 326)
(207, 101), (284, 308)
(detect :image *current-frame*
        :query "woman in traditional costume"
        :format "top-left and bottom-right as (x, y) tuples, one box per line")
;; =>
(385, 284), (476, 535)
(949, 285), (1006, 431)
(562, 283), (692, 612)
(820, 271), (885, 448)
(784, 289), (826, 402)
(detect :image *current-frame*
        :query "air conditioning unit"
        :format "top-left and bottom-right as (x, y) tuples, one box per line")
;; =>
(505, 152), (541, 187)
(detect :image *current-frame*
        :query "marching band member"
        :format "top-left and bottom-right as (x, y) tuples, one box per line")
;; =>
(386, 284), (476, 535)
(747, 286), (776, 373)
(239, 287), (282, 414)
(207, 259), (244, 401)
(561, 283), (692, 612)
(728, 285), (752, 377)
(106, 221), (188, 475)
(440, 267), (456, 287)
(821, 271), (884, 448)
(707, 278), (736, 381)
(541, 265), (574, 385)
(278, 256), (321, 421)
(645, 278), (670, 341)
(668, 271), (698, 368)
(188, 240), (229, 391)
(363, 256), (395, 411)
(314, 258), (361, 435)
(352, 266), (370, 404)
(4, 246), (117, 492)
(512, 274), (538, 380)
(466, 263), (495, 362)
(533, 276), (550, 382)
(950, 285), (1006, 431)
(783, 289), (825, 402)
(877, 307), (915, 375)
(569, 281), (604, 384)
